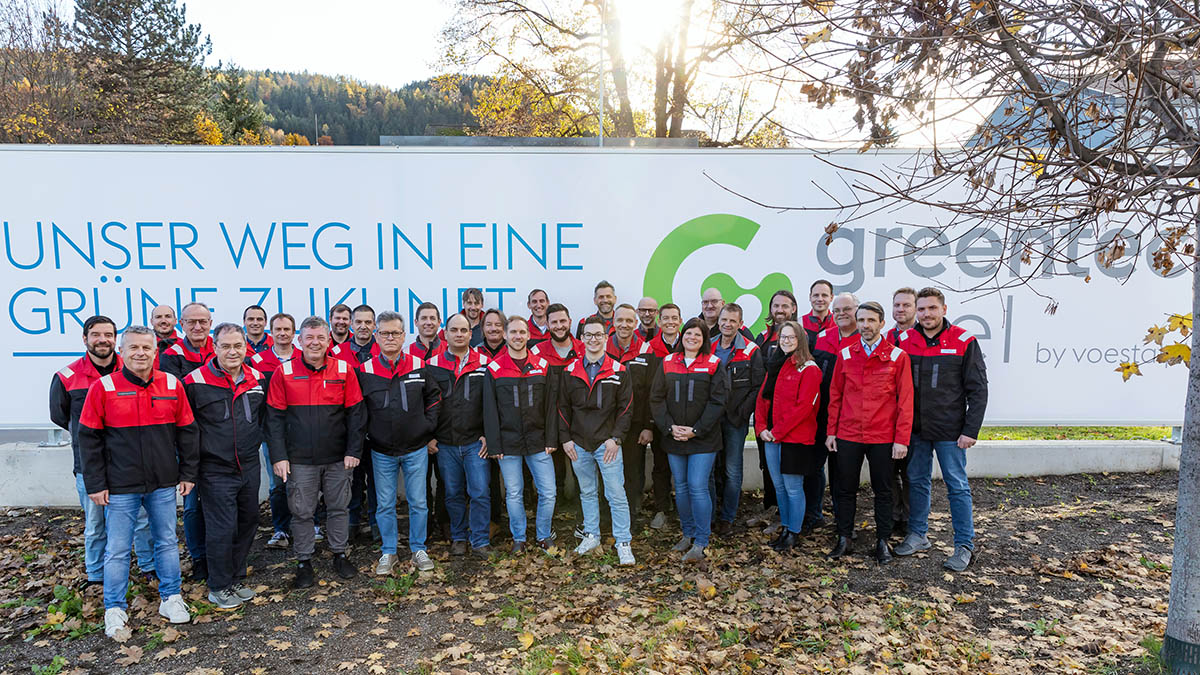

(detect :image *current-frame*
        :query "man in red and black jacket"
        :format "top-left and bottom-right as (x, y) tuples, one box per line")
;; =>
(406, 302), (447, 361)
(248, 312), (301, 550)
(426, 313), (494, 556)
(602, 304), (661, 531)
(893, 288), (988, 573)
(159, 302), (214, 380)
(243, 305), (273, 354)
(77, 325), (197, 635)
(807, 292), (860, 533)
(525, 289), (552, 346)
(710, 303), (764, 535)
(559, 316), (635, 564)
(647, 303), (683, 359)
(183, 323), (267, 610)
(529, 303), (586, 507)
(803, 280), (836, 349)
(483, 316), (558, 552)
(328, 304), (382, 538)
(330, 304), (381, 366)
(152, 304), (181, 355)
(825, 301), (913, 565)
(357, 310), (442, 574)
(635, 297), (659, 341)
(883, 287), (918, 536)
(50, 315), (156, 586)
(267, 316), (366, 589)
(575, 280), (617, 338)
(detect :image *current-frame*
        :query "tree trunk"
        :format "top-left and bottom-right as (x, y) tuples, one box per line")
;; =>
(667, 0), (693, 137)
(1164, 231), (1200, 673)
(603, 4), (636, 137)
(654, 36), (671, 138)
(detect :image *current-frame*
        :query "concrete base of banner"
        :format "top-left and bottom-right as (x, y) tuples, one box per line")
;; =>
(0, 439), (1182, 508)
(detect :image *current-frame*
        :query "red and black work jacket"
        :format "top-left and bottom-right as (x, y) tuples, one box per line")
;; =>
(426, 349), (491, 446)
(480, 340), (507, 359)
(529, 336), (585, 422)
(812, 328), (857, 437)
(754, 359), (822, 445)
(895, 320), (988, 443)
(827, 338), (914, 445)
(647, 332), (681, 359)
(405, 336), (447, 361)
(635, 324), (658, 342)
(527, 317), (551, 346)
(248, 347), (294, 392)
(606, 335), (656, 439)
(483, 350), (555, 457)
(50, 354), (120, 475)
(575, 312), (615, 339)
(330, 337), (381, 366)
(711, 333), (764, 427)
(266, 356), (366, 465)
(183, 359), (267, 476)
(247, 333), (274, 354)
(157, 330), (181, 352)
(650, 353), (728, 455)
(357, 352), (441, 455)
(886, 324), (915, 345)
(802, 311), (835, 349)
(159, 336), (214, 380)
(77, 367), (198, 495)
(557, 354), (632, 451)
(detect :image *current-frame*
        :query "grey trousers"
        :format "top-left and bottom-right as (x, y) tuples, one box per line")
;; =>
(287, 462), (351, 560)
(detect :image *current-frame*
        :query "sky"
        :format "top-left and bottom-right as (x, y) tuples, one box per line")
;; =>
(184, 0), (455, 88)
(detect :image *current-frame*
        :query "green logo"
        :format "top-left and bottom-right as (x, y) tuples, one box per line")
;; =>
(642, 214), (792, 336)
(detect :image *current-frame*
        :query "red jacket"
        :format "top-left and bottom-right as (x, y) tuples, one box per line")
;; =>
(248, 347), (295, 391)
(826, 338), (913, 445)
(527, 317), (551, 345)
(605, 332), (646, 363)
(159, 336), (214, 380)
(405, 336), (447, 361)
(529, 336), (586, 370)
(330, 338), (381, 365)
(647, 332), (681, 359)
(754, 359), (821, 445)
(50, 354), (121, 475)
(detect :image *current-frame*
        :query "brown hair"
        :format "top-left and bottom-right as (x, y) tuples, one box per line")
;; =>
(916, 287), (946, 305)
(778, 320), (813, 367)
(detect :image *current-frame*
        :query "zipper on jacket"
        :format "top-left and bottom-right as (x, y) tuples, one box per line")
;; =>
(513, 385), (520, 408)
(399, 381), (409, 411)
(242, 395), (251, 422)
(931, 363), (939, 389)
(527, 383), (533, 408)
(687, 379), (695, 402)
(597, 381), (602, 408)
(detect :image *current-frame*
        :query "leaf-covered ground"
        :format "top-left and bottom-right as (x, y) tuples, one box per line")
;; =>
(1, 471), (1176, 674)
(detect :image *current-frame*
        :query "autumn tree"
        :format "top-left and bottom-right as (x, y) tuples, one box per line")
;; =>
(0, 0), (84, 142)
(213, 62), (265, 143)
(738, 0), (1200, 669)
(440, 0), (786, 144)
(73, 0), (211, 143)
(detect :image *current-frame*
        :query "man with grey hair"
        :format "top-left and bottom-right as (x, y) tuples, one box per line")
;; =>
(183, 323), (267, 609)
(159, 301), (214, 581)
(267, 316), (367, 588)
(78, 325), (197, 638)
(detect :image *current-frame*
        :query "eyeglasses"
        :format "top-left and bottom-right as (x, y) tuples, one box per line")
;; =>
(701, 300), (722, 306)
(182, 319), (210, 326)
(778, 335), (799, 342)
(637, 308), (656, 313)
(377, 331), (404, 339)
(582, 333), (606, 341)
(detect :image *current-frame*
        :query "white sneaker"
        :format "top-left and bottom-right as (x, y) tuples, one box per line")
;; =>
(104, 607), (128, 639)
(411, 550), (434, 572)
(375, 554), (398, 576)
(615, 542), (635, 566)
(158, 594), (191, 624)
(574, 534), (601, 556)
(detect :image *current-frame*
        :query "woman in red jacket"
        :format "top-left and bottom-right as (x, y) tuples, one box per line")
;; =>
(754, 321), (822, 553)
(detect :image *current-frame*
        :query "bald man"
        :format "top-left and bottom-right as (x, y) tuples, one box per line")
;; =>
(635, 297), (659, 341)
(699, 289), (753, 341)
(151, 305), (181, 353)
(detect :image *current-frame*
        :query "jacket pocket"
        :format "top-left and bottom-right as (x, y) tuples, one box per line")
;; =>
(368, 390), (390, 410)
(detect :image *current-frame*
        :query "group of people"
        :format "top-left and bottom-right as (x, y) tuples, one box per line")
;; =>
(48, 279), (987, 640)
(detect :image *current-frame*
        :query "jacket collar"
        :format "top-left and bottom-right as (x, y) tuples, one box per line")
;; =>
(121, 366), (153, 388)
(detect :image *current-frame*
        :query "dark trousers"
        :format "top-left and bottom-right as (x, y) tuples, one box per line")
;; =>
(891, 454), (911, 528)
(199, 467), (259, 592)
(756, 437), (777, 510)
(552, 450), (580, 509)
(426, 454), (449, 536)
(607, 430), (671, 529)
(348, 450), (376, 528)
(833, 439), (894, 539)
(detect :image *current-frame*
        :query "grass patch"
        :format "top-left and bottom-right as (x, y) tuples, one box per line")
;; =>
(978, 426), (1169, 441)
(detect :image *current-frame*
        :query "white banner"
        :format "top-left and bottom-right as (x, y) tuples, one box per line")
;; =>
(0, 145), (1186, 427)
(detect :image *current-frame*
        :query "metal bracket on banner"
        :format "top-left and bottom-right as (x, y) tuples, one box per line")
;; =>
(1172, 426), (1183, 445)
(38, 429), (69, 447)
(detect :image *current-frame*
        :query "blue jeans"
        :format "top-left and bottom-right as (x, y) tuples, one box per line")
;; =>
(571, 444), (632, 543)
(76, 474), (154, 581)
(907, 435), (975, 549)
(709, 422), (747, 523)
(373, 449), (429, 554)
(182, 490), (204, 561)
(436, 441), (491, 548)
(763, 442), (806, 533)
(262, 443), (291, 535)
(104, 487), (181, 609)
(499, 453), (556, 543)
(667, 451), (717, 547)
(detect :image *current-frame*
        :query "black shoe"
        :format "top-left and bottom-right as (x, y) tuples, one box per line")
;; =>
(767, 530), (788, 549)
(892, 521), (908, 538)
(190, 558), (208, 583)
(875, 539), (893, 565)
(470, 545), (492, 559)
(827, 536), (851, 559)
(332, 553), (356, 579)
(293, 560), (314, 589)
(800, 522), (816, 537)
(713, 520), (732, 536)
(773, 532), (797, 553)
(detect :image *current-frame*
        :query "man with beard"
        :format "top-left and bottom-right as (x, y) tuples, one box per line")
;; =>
(526, 289), (551, 345)
(461, 288), (486, 347)
(749, 290), (798, 531)
(51, 316), (156, 588)
(884, 287), (918, 536)
(529, 304), (585, 515)
(575, 281), (617, 338)
(328, 304), (353, 349)
(480, 309), (507, 359)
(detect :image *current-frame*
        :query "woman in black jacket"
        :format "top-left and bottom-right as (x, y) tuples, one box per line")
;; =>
(650, 318), (728, 562)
